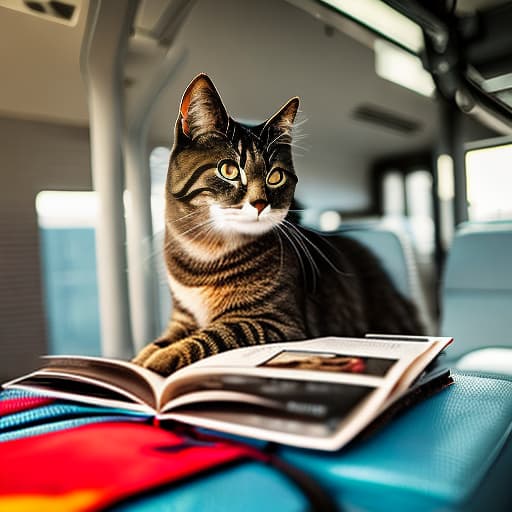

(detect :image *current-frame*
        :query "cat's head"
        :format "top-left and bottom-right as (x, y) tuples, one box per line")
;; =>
(166, 74), (299, 244)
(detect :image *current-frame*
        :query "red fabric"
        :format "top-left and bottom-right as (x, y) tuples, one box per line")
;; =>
(0, 396), (55, 415)
(0, 422), (252, 511)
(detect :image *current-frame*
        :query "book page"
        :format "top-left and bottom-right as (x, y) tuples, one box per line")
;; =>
(8, 375), (156, 414)
(4, 355), (165, 411)
(162, 336), (448, 402)
(158, 335), (451, 449)
(377, 340), (451, 412)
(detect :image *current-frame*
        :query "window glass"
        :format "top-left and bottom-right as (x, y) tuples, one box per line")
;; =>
(381, 168), (434, 258)
(466, 144), (512, 221)
(149, 147), (172, 332)
(405, 170), (434, 256)
(382, 171), (405, 216)
(36, 191), (101, 355)
(150, 146), (170, 233)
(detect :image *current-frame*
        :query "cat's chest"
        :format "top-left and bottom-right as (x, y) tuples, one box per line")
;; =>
(167, 274), (210, 328)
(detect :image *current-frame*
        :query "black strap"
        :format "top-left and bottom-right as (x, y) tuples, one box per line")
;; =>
(191, 430), (340, 512)
(265, 449), (339, 512)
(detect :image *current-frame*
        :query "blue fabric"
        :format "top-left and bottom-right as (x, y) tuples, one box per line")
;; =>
(443, 224), (512, 291)
(341, 228), (411, 298)
(2, 402), (146, 430)
(112, 462), (307, 512)
(278, 372), (512, 511)
(0, 389), (150, 441)
(2, 373), (511, 511)
(1, 388), (42, 399)
(441, 222), (512, 358)
(1, 415), (148, 442)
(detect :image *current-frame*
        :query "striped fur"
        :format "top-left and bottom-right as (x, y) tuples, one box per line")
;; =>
(133, 74), (422, 375)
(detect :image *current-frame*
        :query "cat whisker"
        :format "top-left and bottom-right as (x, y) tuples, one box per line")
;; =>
(309, 230), (349, 266)
(185, 220), (217, 244)
(282, 223), (319, 291)
(290, 117), (308, 137)
(166, 207), (208, 225)
(283, 220), (348, 276)
(284, 221), (335, 268)
(177, 218), (216, 238)
(273, 140), (309, 154)
(272, 227), (285, 278)
(188, 230), (212, 250)
(275, 224), (312, 291)
(266, 131), (290, 152)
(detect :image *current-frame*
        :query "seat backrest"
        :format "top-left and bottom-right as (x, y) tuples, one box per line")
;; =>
(340, 221), (433, 334)
(441, 221), (512, 359)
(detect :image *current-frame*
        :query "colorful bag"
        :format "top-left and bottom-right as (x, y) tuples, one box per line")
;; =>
(0, 389), (336, 512)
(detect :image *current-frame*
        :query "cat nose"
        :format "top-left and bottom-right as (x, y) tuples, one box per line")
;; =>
(251, 200), (268, 215)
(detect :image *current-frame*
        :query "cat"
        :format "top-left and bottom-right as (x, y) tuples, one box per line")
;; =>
(133, 73), (422, 375)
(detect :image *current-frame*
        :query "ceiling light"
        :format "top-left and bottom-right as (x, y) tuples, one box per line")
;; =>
(374, 39), (435, 97)
(321, 0), (424, 53)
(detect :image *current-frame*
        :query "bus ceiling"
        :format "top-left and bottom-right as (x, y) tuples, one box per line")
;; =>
(77, 0), (512, 357)
(382, 0), (512, 134)
(292, 0), (512, 133)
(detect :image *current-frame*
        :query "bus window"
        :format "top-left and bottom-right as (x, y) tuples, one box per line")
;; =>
(380, 165), (436, 320)
(405, 170), (434, 257)
(149, 146), (170, 234)
(36, 191), (101, 355)
(380, 167), (434, 257)
(149, 146), (172, 333)
(382, 171), (405, 217)
(466, 141), (512, 221)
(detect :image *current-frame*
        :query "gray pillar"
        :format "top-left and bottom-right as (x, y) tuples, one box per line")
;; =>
(124, 42), (187, 351)
(124, 129), (159, 350)
(81, 0), (138, 358)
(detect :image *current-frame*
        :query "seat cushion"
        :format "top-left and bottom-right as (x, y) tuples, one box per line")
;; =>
(2, 372), (511, 512)
(441, 223), (512, 358)
(278, 371), (512, 512)
(455, 347), (512, 376)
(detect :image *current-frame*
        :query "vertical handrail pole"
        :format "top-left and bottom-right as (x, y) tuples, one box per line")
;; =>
(124, 47), (187, 351)
(124, 128), (158, 350)
(81, 0), (138, 358)
(124, 0), (193, 350)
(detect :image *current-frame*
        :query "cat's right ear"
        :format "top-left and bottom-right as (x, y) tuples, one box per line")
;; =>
(176, 74), (229, 141)
(261, 97), (300, 147)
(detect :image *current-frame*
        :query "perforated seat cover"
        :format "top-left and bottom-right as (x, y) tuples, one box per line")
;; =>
(278, 372), (512, 512)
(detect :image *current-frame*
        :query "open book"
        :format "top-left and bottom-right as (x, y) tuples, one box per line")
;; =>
(3, 335), (452, 451)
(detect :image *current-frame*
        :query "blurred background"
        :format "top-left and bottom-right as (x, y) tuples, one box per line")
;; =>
(1, 0), (512, 381)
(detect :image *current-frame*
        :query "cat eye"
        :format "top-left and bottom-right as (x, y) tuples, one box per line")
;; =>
(217, 160), (240, 181)
(266, 168), (287, 188)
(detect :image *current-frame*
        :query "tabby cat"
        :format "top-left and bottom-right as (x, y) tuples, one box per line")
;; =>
(133, 74), (422, 375)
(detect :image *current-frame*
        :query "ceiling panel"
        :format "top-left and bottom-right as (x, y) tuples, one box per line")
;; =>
(0, 0), (88, 125)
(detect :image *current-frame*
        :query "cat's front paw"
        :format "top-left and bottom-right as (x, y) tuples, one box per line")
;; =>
(137, 344), (189, 376)
(132, 336), (177, 366)
(132, 342), (160, 366)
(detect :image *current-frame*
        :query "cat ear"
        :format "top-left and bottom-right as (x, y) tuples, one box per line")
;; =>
(178, 74), (229, 140)
(263, 97), (300, 144)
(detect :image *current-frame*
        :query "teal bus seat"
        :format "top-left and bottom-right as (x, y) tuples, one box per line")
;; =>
(2, 375), (511, 512)
(108, 372), (511, 511)
(278, 371), (512, 512)
(441, 222), (512, 368)
(339, 222), (433, 334)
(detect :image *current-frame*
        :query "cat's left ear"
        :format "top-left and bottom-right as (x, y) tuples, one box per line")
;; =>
(263, 97), (300, 144)
(178, 74), (229, 140)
